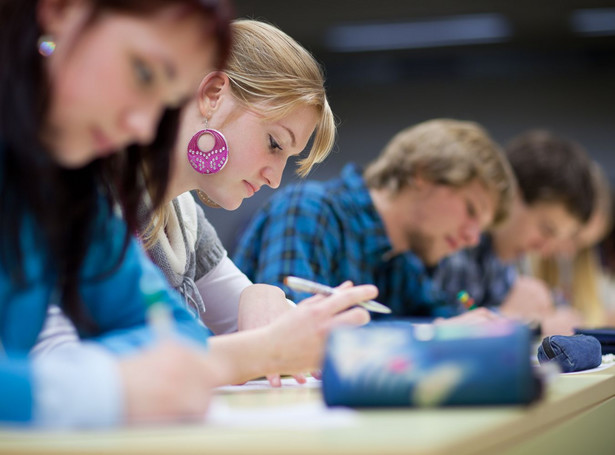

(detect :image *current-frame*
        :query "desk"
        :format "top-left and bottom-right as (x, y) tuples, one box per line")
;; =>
(0, 373), (613, 455)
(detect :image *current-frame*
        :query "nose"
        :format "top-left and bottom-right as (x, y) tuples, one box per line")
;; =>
(528, 234), (548, 253)
(461, 222), (482, 247)
(261, 162), (284, 189)
(121, 105), (162, 145)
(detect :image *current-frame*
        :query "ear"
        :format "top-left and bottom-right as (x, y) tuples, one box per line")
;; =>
(196, 71), (231, 119)
(411, 174), (428, 191)
(37, 0), (86, 36)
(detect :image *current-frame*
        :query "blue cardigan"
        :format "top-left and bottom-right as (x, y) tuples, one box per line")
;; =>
(0, 150), (208, 424)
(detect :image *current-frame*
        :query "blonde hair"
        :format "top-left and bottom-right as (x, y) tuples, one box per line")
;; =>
(224, 19), (335, 176)
(363, 119), (515, 226)
(533, 162), (613, 326)
(142, 19), (334, 250)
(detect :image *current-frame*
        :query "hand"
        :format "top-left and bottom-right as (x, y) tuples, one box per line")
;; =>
(119, 340), (219, 424)
(237, 284), (297, 386)
(499, 276), (555, 321)
(541, 307), (584, 336)
(205, 282), (374, 386)
(263, 282), (374, 377)
(434, 307), (506, 325)
(238, 284), (293, 332)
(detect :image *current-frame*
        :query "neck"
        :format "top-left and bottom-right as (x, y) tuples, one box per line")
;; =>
(369, 187), (416, 253)
(164, 101), (203, 204)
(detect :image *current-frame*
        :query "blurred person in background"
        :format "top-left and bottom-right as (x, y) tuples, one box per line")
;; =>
(234, 119), (515, 321)
(435, 130), (595, 336)
(530, 161), (612, 328)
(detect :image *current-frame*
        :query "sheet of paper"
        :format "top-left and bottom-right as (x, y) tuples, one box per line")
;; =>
(562, 355), (615, 375)
(216, 375), (322, 392)
(205, 398), (358, 429)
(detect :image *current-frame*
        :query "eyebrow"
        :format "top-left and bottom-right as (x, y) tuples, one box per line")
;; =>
(162, 59), (176, 80)
(281, 125), (296, 148)
(473, 191), (492, 225)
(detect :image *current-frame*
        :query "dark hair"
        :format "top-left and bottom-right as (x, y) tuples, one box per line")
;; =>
(0, 0), (232, 332)
(505, 130), (595, 224)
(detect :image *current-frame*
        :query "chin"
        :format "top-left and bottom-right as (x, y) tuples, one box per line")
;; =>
(52, 149), (95, 169)
(217, 196), (243, 211)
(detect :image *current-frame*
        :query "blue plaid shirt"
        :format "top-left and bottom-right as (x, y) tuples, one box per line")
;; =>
(234, 164), (453, 318)
(433, 234), (517, 308)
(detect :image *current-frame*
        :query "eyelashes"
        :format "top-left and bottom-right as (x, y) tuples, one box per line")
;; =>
(269, 134), (283, 152)
(133, 57), (154, 87)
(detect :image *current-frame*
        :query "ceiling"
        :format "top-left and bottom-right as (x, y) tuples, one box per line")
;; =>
(231, 1), (615, 86)
(232, 0), (615, 51)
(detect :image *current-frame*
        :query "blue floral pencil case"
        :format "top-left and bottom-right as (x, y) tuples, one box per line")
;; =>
(322, 321), (541, 407)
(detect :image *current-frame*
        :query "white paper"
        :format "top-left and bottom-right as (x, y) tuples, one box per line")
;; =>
(216, 376), (322, 392)
(562, 355), (615, 375)
(205, 398), (358, 429)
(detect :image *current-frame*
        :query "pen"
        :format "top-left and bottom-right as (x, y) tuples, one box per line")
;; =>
(283, 276), (392, 314)
(141, 277), (174, 339)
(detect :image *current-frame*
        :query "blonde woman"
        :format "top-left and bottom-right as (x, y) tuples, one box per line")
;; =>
(140, 19), (342, 385)
(531, 162), (612, 327)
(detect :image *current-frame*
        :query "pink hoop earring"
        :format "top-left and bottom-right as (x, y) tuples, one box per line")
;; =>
(187, 127), (229, 175)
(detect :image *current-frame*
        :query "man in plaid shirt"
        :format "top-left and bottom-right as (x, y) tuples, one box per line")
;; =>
(234, 119), (514, 318)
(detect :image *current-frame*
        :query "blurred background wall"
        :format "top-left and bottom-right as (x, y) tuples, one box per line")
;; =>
(205, 0), (615, 254)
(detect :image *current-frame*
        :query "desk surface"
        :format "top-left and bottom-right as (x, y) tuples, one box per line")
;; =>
(1, 371), (614, 455)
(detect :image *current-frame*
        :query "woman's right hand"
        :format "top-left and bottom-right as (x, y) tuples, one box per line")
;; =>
(119, 340), (218, 424)
(262, 282), (375, 377)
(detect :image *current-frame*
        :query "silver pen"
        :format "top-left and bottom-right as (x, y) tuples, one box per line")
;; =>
(283, 276), (391, 314)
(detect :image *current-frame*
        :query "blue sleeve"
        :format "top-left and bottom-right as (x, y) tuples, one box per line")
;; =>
(234, 186), (343, 303)
(78, 214), (209, 352)
(482, 263), (517, 308)
(31, 342), (122, 428)
(0, 357), (33, 423)
(433, 247), (517, 309)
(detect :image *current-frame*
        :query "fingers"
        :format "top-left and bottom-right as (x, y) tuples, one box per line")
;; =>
(266, 374), (282, 387)
(297, 293), (327, 305)
(327, 306), (370, 330)
(292, 373), (307, 384)
(311, 370), (322, 380)
(296, 281), (357, 306)
(336, 280), (354, 289)
(318, 284), (379, 316)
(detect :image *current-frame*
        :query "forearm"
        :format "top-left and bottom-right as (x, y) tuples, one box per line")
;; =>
(195, 256), (251, 335)
(206, 328), (277, 386)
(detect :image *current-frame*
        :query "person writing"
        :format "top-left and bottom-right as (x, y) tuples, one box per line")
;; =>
(234, 119), (514, 320)
(434, 130), (596, 335)
(33, 18), (372, 388)
(0, 0), (377, 427)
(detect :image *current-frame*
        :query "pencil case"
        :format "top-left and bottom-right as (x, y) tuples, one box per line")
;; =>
(537, 334), (602, 372)
(322, 321), (541, 407)
(574, 328), (615, 355)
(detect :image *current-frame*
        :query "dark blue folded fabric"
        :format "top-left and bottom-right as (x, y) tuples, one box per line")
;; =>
(537, 335), (602, 373)
(574, 328), (615, 354)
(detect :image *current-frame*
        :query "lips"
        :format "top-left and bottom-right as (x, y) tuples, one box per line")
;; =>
(446, 236), (459, 251)
(91, 127), (118, 155)
(244, 181), (259, 196)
